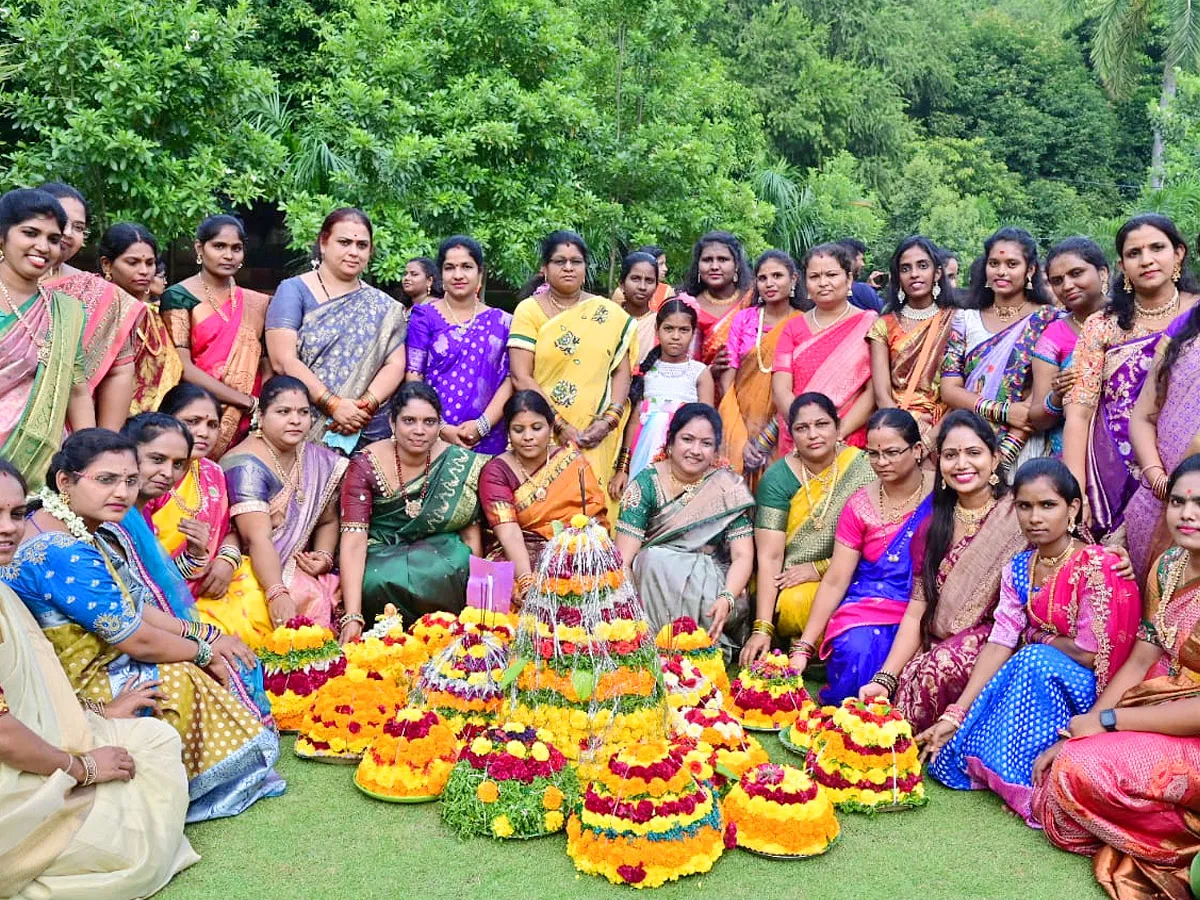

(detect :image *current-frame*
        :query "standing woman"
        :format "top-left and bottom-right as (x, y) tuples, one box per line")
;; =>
(404, 235), (512, 455)
(0, 188), (93, 490)
(160, 215), (270, 458)
(940, 227), (1060, 473)
(1030, 238), (1110, 457)
(220, 376), (347, 641)
(675, 231), (754, 371)
(400, 256), (439, 306)
(98, 224), (182, 415)
(338, 383), (485, 640)
(508, 230), (633, 517)
(742, 393), (875, 665)
(616, 250), (662, 371)
(265, 207), (408, 448)
(1126, 304), (1200, 581)
(39, 182), (145, 431)
(1063, 214), (1199, 538)
(720, 250), (803, 485)
(860, 410), (1029, 732)
(772, 242), (877, 452)
(867, 236), (957, 446)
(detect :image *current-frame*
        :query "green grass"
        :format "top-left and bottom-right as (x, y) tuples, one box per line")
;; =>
(161, 733), (1105, 900)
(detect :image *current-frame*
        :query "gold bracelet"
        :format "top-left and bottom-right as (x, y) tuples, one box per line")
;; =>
(752, 618), (776, 637)
(813, 559), (830, 576)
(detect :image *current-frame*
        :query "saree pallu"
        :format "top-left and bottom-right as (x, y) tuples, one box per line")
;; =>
(0, 582), (197, 899)
(929, 547), (1140, 824)
(4, 532), (285, 824)
(0, 289), (85, 492)
(145, 458), (230, 598)
(867, 310), (954, 444)
(1123, 316), (1200, 583)
(895, 497), (1028, 732)
(1034, 549), (1200, 900)
(480, 448), (608, 565)
(619, 466), (755, 653)
(668, 289), (753, 367)
(820, 495), (933, 705)
(213, 444), (348, 643)
(720, 310), (797, 488)
(773, 310), (877, 453)
(161, 284), (268, 458)
(947, 306), (1061, 470)
(754, 448), (875, 637)
(509, 296), (634, 519)
(129, 300), (182, 415)
(44, 271), (142, 390)
(343, 445), (485, 624)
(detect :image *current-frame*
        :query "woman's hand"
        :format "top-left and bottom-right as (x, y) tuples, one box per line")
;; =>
(858, 681), (889, 702)
(775, 563), (819, 590)
(439, 423), (470, 448)
(916, 719), (958, 763)
(1065, 711), (1105, 739)
(330, 398), (369, 434)
(557, 424), (583, 448)
(609, 470), (628, 501)
(178, 518), (211, 562)
(577, 421), (611, 450)
(739, 632), (772, 667)
(1108, 546), (1135, 581)
(267, 590), (297, 628)
(88, 746), (136, 784)
(339, 619), (364, 646)
(1051, 368), (1077, 399)
(214, 633), (258, 670)
(197, 556), (235, 599)
(743, 441), (768, 473)
(788, 651), (809, 677)
(709, 346), (730, 375)
(106, 679), (164, 718)
(459, 421), (482, 448)
(1006, 402), (1032, 431)
(705, 593), (732, 641)
(295, 551), (332, 577)
(1032, 740), (1066, 784)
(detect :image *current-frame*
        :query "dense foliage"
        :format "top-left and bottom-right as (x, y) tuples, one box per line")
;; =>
(0, 0), (1195, 281)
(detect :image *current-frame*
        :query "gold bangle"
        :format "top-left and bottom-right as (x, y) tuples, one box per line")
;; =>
(752, 618), (776, 637)
(813, 559), (830, 576)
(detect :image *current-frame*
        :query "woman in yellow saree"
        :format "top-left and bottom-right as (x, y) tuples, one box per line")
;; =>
(742, 393), (874, 663)
(509, 230), (633, 520)
(719, 250), (803, 488)
(0, 459), (197, 899)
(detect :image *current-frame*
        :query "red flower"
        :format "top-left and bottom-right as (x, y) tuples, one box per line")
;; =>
(347, 721), (362, 734)
(724, 821), (738, 849)
(617, 865), (646, 885)
(285, 616), (316, 628)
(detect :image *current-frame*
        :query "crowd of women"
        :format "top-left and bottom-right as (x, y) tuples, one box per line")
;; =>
(0, 178), (1197, 900)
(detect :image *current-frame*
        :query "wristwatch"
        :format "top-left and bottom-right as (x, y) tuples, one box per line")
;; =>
(1098, 708), (1118, 732)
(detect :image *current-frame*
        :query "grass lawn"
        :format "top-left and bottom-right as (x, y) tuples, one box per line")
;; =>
(161, 730), (1105, 900)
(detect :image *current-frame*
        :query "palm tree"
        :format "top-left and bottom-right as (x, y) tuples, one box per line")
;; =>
(1077, 0), (1200, 186)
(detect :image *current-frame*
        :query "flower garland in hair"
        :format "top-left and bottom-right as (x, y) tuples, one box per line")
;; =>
(36, 487), (94, 543)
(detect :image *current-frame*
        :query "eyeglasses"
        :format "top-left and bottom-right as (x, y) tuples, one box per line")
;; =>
(66, 222), (89, 238)
(865, 446), (915, 462)
(74, 471), (141, 489)
(548, 257), (586, 269)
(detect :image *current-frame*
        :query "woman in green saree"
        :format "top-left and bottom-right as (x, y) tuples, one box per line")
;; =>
(339, 382), (486, 637)
(615, 403), (755, 654)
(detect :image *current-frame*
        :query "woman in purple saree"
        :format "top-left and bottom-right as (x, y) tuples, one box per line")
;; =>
(1063, 214), (1200, 540)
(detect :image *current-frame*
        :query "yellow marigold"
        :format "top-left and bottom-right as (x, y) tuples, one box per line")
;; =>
(530, 742), (551, 763)
(505, 740), (527, 759)
(469, 736), (492, 756)
(542, 785), (564, 810)
(544, 810), (565, 832)
(491, 815), (514, 838)
(476, 781), (500, 803)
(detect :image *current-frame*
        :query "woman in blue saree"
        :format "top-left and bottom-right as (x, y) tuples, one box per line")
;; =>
(265, 207), (408, 450)
(4, 429), (284, 823)
(790, 409), (934, 704)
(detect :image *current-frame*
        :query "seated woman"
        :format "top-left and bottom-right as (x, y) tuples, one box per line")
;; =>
(741, 393), (874, 665)
(615, 403), (755, 652)
(0, 457), (198, 899)
(1034, 454), (1200, 900)
(480, 391), (608, 605)
(3, 430), (284, 822)
(218, 376), (346, 643)
(339, 382), (486, 641)
(919, 459), (1139, 825)
(790, 408), (935, 704)
(859, 410), (1028, 732)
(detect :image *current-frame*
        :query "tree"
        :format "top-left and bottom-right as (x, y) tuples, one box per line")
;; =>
(0, 0), (284, 244)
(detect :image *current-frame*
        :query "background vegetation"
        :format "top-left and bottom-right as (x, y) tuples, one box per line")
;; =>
(2, 0), (1198, 284)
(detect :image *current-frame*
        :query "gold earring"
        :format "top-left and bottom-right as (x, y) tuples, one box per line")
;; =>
(195, 255), (203, 265)
(1068, 514), (1077, 531)
(1025, 274), (1033, 291)
(1173, 261), (1183, 283)
(103, 269), (112, 281)
(1123, 272), (1132, 292)
(1100, 272), (1110, 295)
(988, 472), (1000, 486)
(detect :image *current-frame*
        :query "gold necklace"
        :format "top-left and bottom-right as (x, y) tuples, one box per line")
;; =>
(798, 454), (841, 529)
(513, 452), (551, 503)
(666, 466), (704, 505)
(994, 301), (1028, 322)
(201, 276), (237, 323)
(169, 460), (207, 517)
(262, 437), (306, 504)
(878, 474), (927, 524)
(1154, 550), (1191, 666)
(0, 281), (50, 363)
(441, 297), (481, 332)
(953, 497), (996, 537)
(547, 289), (581, 312)
(701, 288), (740, 308)
(394, 439), (432, 518)
(1135, 287), (1180, 321)
(1028, 539), (1077, 635)
(810, 303), (850, 332)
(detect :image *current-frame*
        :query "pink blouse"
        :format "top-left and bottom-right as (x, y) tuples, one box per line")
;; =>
(834, 487), (906, 563)
(725, 307), (760, 371)
(988, 561), (1098, 652)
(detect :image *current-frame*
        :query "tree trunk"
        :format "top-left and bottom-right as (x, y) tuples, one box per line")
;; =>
(1150, 60), (1177, 189)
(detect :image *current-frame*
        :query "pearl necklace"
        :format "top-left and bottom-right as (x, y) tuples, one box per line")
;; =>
(0, 281), (51, 364)
(753, 307), (785, 374)
(900, 302), (939, 322)
(810, 303), (851, 332)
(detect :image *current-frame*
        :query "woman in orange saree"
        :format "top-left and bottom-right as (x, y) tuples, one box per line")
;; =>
(1033, 455), (1200, 900)
(772, 243), (877, 453)
(672, 231), (755, 373)
(97, 224), (181, 415)
(161, 215), (269, 459)
(868, 236), (957, 446)
(38, 183), (145, 431)
(719, 250), (801, 487)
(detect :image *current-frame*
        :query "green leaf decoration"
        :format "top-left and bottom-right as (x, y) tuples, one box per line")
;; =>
(716, 763), (740, 783)
(500, 656), (529, 690)
(571, 668), (595, 701)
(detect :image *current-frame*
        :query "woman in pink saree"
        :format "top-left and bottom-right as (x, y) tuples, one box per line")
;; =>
(772, 243), (876, 452)
(1034, 455), (1200, 900)
(161, 215), (269, 459)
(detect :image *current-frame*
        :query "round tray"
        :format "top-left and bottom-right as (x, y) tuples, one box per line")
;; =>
(743, 834), (837, 860)
(354, 777), (440, 804)
(777, 729), (811, 757)
(742, 723), (784, 734)
(294, 745), (362, 765)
